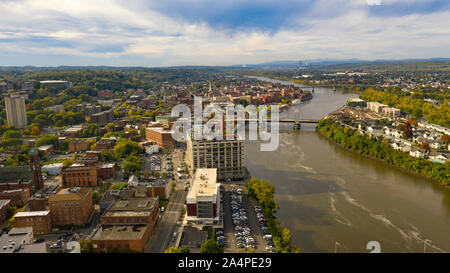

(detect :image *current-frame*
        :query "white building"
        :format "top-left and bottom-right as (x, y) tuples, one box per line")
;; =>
(186, 168), (222, 228)
(42, 163), (63, 175)
(367, 102), (387, 113)
(128, 175), (138, 187)
(145, 145), (159, 155)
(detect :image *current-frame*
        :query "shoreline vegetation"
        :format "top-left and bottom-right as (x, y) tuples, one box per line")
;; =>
(317, 119), (450, 186)
(244, 178), (300, 253)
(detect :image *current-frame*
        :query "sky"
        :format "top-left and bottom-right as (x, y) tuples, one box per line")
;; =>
(0, 0), (449, 67)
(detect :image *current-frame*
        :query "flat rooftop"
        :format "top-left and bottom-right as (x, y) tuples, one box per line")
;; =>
(92, 225), (148, 241)
(109, 198), (158, 212)
(40, 80), (69, 84)
(104, 211), (151, 217)
(0, 199), (10, 208)
(187, 168), (218, 201)
(15, 211), (50, 217)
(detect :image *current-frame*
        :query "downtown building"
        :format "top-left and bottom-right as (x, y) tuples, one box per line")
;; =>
(186, 137), (245, 181)
(48, 187), (94, 227)
(92, 197), (159, 252)
(5, 95), (27, 128)
(186, 168), (222, 228)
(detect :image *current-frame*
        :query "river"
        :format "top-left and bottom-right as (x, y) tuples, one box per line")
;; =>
(244, 76), (450, 253)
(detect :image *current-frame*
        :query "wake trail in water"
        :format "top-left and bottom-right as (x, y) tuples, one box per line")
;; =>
(329, 176), (443, 251)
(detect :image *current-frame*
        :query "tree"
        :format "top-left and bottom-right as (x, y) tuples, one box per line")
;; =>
(35, 135), (59, 148)
(420, 141), (430, 152)
(164, 247), (180, 253)
(31, 126), (40, 136)
(80, 240), (94, 253)
(100, 150), (114, 162)
(2, 130), (21, 139)
(113, 138), (140, 159)
(180, 246), (190, 253)
(442, 134), (450, 145)
(200, 239), (224, 253)
(407, 117), (418, 126)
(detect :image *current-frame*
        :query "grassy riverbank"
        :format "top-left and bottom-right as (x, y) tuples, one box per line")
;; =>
(317, 119), (450, 186)
(245, 178), (300, 253)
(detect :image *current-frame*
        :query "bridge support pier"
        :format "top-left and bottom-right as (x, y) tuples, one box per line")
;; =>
(293, 122), (301, 130)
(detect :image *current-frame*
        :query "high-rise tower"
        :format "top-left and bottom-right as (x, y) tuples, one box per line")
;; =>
(5, 95), (27, 128)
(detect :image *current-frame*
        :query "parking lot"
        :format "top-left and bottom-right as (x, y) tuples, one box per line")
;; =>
(220, 184), (275, 253)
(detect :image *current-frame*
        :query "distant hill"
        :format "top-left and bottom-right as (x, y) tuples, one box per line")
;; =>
(0, 58), (449, 71)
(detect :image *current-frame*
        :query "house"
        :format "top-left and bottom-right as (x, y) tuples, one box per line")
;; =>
(429, 142), (439, 149)
(390, 142), (401, 151)
(428, 153), (449, 163)
(410, 149), (426, 158)
(400, 145), (411, 153)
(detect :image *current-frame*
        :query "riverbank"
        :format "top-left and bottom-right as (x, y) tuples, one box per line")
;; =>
(317, 119), (450, 186)
(248, 74), (371, 92)
(244, 178), (300, 253)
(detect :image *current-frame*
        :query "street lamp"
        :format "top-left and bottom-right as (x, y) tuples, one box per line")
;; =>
(423, 239), (432, 253)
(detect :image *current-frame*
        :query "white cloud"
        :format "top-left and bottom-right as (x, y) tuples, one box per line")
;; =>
(0, 0), (448, 66)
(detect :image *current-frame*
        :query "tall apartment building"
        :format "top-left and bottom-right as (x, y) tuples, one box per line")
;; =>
(48, 187), (94, 226)
(186, 138), (245, 180)
(5, 95), (27, 128)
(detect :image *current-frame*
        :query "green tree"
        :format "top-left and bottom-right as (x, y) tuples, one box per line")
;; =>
(80, 240), (94, 253)
(200, 239), (224, 253)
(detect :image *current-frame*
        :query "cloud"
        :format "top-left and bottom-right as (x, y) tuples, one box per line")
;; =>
(0, 0), (448, 66)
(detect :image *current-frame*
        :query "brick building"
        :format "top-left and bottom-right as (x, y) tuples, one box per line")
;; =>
(145, 127), (176, 150)
(0, 199), (10, 225)
(95, 139), (116, 151)
(29, 195), (49, 211)
(68, 140), (90, 153)
(60, 125), (83, 137)
(0, 188), (30, 207)
(100, 197), (159, 226)
(49, 187), (94, 227)
(91, 110), (114, 125)
(0, 166), (33, 192)
(92, 197), (159, 252)
(14, 211), (52, 234)
(29, 185), (60, 211)
(37, 145), (54, 156)
(98, 163), (115, 180)
(73, 152), (99, 166)
(61, 165), (98, 187)
(139, 179), (172, 200)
